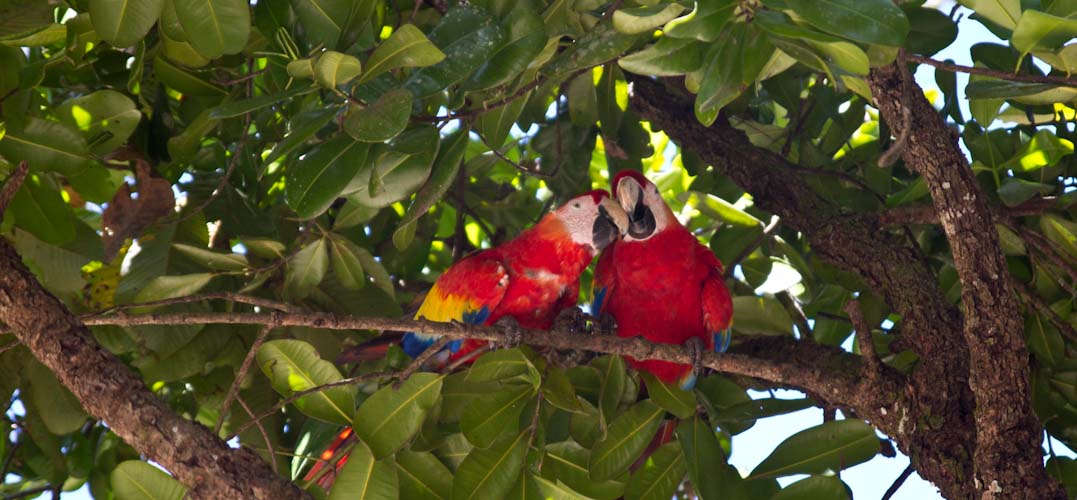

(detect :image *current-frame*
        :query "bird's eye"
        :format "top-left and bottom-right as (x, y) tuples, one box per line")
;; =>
(573, 202), (581, 209)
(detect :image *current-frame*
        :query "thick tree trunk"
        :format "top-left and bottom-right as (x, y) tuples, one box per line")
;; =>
(0, 238), (309, 500)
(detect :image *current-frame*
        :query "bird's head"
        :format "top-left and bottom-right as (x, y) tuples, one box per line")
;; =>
(548, 190), (629, 255)
(611, 170), (674, 241)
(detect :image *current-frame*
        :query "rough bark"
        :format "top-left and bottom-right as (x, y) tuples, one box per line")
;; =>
(629, 76), (977, 499)
(0, 238), (309, 500)
(868, 63), (1063, 500)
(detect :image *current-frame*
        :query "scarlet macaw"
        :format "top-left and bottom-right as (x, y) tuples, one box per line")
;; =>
(306, 190), (628, 489)
(592, 170), (733, 390)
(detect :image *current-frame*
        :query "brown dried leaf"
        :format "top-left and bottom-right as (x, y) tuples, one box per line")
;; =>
(102, 161), (175, 260)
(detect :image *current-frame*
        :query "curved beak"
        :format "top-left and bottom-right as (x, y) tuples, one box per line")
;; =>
(615, 176), (656, 240)
(592, 197), (628, 252)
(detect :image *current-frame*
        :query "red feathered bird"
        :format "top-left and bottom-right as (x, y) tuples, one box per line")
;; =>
(593, 170), (733, 390)
(305, 190), (628, 490)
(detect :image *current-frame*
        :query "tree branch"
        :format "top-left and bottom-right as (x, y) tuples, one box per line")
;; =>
(869, 62), (1064, 499)
(0, 238), (308, 500)
(0, 161), (29, 219)
(906, 54), (1077, 87)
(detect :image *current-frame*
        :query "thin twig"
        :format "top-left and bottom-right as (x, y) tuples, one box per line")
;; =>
(906, 54), (1077, 87)
(724, 215), (781, 277)
(844, 299), (881, 377)
(235, 395), (278, 474)
(881, 464), (915, 500)
(479, 135), (555, 179)
(394, 337), (450, 388)
(229, 370), (394, 440)
(2, 484), (54, 500)
(214, 68), (267, 86)
(0, 161), (30, 218)
(777, 290), (813, 343)
(0, 438), (21, 479)
(878, 49), (913, 168)
(83, 292), (304, 319)
(216, 324), (274, 433)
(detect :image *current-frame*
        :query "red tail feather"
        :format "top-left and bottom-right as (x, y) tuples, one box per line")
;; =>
(303, 428), (355, 490)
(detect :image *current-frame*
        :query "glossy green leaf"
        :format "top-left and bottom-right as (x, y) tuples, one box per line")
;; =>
(731, 296), (794, 336)
(258, 339), (356, 425)
(594, 355), (627, 423)
(283, 238), (329, 299)
(543, 441), (626, 500)
(904, 7), (958, 56)
(89, 0), (164, 47)
(476, 94), (528, 147)
(207, 86), (317, 119)
(57, 90), (142, 156)
(394, 129), (467, 250)
(1027, 313), (1065, 367)
(532, 476), (590, 500)
(466, 348), (541, 386)
(462, 384), (535, 448)
(958, 0), (1021, 30)
(542, 365), (583, 413)
(327, 236), (367, 290)
(26, 361), (88, 435)
(152, 56), (227, 95)
(677, 416), (746, 500)
(315, 51), (362, 88)
(285, 135), (370, 219)
(361, 24), (446, 83)
(786, 0), (909, 46)
(1040, 214), (1077, 262)
(749, 419), (880, 479)
(613, 4), (686, 35)
(1002, 129), (1074, 172)
(8, 175), (76, 245)
(111, 461), (187, 500)
(463, 8), (547, 90)
(266, 108), (340, 164)
(618, 37), (703, 76)
(965, 79), (1077, 105)
(625, 442), (685, 500)
(589, 400), (665, 481)
(663, 0), (737, 42)
(405, 5), (505, 97)
(350, 126), (439, 208)
(344, 89), (413, 142)
(1014, 10), (1077, 60)
(354, 373), (444, 458)
(134, 273), (215, 302)
(772, 476), (851, 500)
(641, 372), (695, 419)
(542, 24), (641, 78)
(291, 0), (371, 50)
(0, 117), (95, 176)
(172, 243), (248, 271)
(452, 430), (530, 500)
(327, 441), (398, 500)
(396, 450), (453, 500)
(173, 0), (250, 59)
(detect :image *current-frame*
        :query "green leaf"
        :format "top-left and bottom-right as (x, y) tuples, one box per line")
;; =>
(89, 0), (164, 47)
(0, 117), (95, 176)
(153, 56), (227, 95)
(405, 5), (505, 97)
(542, 365), (583, 413)
(362, 24), (446, 83)
(542, 24), (641, 78)
(618, 37), (703, 76)
(327, 441), (398, 500)
(1041, 214), (1077, 262)
(771, 476), (851, 500)
(998, 177), (1053, 207)
(613, 4), (686, 35)
(594, 355), (627, 423)
(785, 0), (909, 46)
(396, 450), (453, 500)
(640, 372), (695, 419)
(26, 361), (88, 435)
(904, 7), (958, 57)
(589, 400), (666, 481)
(1027, 313), (1065, 367)
(1014, 10), (1077, 59)
(543, 441), (626, 500)
(134, 273), (215, 302)
(625, 442), (686, 500)
(328, 236), (367, 290)
(965, 79), (1077, 105)
(111, 461), (187, 500)
(1002, 129), (1074, 172)
(394, 129), (467, 250)
(173, 0), (250, 59)
(258, 339), (356, 425)
(57, 90), (142, 157)
(266, 108), (340, 164)
(284, 238), (329, 300)
(695, 23), (747, 125)
(344, 89), (413, 143)
(315, 51), (363, 88)
(285, 135), (371, 219)
(466, 348), (541, 386)
(463, 8), (547, 90)
(207, 86), (317, 119)
(291, 0), (371, 50)
(462, 384), (535, 448)
(350, 126), (439, 208)
(748, 419), (880, 479)
(663, 0), (737, 42)
(957, 0), (1022, 30)
(173, 243), (248, 271)
(677, 416), (746, 500)
(731, 296), (793, 336)
(968, 73), (1005, 125)
(476, 95), (528, 148)
(452, 430), (530, 500)
(0, 0), (53, 38)
(8, 175), (76, 245)
(354, 373), (444, 458)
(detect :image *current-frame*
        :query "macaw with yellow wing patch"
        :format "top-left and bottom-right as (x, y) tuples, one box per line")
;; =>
(306, 190), (628, 490)
(593, 170), (733, 390)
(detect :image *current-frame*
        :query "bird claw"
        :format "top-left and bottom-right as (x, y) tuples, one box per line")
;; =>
(594, 313), (618, 336)
(553, 307), (587, 334)
(686, 337), (705, 381)
(495, 316), (523, 349)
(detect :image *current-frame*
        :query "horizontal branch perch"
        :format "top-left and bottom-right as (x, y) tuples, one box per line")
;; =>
(83, 311), (903, 406)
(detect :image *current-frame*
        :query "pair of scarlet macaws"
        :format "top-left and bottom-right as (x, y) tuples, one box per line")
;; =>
(398, 170), (733, 386)
(305, 171), (733, 488)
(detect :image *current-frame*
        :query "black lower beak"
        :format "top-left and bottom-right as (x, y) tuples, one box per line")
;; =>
(628, 187), (656, 239)
(592, 205), (619, 251)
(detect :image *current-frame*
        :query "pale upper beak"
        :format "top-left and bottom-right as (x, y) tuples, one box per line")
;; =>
(615, 177), (656, 240)
(592, 196), (629, 252)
